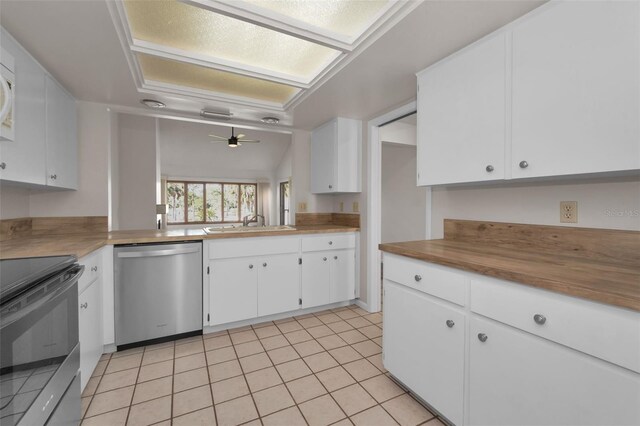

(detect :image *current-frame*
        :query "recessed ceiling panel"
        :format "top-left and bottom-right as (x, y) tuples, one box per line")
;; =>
(242, 0), (392, 39)
(124, 0), (340, 80)
(137, 53), (298, 103)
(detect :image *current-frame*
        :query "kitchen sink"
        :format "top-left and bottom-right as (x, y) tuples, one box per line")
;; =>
(203, 225), (296, 234)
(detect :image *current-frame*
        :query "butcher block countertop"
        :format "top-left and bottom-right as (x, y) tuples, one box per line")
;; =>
(0, 225), (359, 260)
(379, 220), (640, 312)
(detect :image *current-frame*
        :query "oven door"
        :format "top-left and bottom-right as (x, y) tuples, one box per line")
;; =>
(0, 265), (83, 426)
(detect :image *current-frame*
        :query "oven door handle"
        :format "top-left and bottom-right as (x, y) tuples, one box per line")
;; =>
(0, 265), (84, 330)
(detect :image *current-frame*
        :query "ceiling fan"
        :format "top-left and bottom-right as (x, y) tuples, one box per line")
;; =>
(209, 127), (260, 148)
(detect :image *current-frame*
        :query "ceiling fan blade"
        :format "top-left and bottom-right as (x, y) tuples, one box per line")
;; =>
(236, 133), (246, 139)
(208, 134), (227, 139)
(238, 139), (260, 143)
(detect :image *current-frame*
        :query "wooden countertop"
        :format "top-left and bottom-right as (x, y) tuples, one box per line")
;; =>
(0, 225), (359, 260)
(379, 221), (640, 312)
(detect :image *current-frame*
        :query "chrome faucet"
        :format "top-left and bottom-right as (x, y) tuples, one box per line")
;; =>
(243, 214), (265, 227)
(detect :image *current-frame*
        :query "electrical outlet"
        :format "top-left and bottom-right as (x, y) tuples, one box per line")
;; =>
(560, 201), (578, 223)
(352, 201), (359, 213)
(298, 202), (307, 213)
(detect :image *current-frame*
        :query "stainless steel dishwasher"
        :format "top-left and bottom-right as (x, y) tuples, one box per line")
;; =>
(114, 241), (202, 348)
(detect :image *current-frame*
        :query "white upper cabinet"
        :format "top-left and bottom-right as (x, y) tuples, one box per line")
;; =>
(0, 27), (77, 190)
(45, 75), (77, 189)
(417, 34), (506, 186)
(511, 1), (640, 179)
(0, 28), (46, 186)
(416, 1), (640, 186)
(311, 117), (361, 194)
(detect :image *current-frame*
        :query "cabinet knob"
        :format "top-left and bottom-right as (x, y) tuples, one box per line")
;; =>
(477, 333), (488, 342)
(263, 262), (267, 267)
(533, 314), (547, 325)
(519, 160), (529, 169)
(91, 266), (98, 272)
(334, 256), (338, 260)
(485, 165), (494, 172)
(328, 185), (333, 189)
(50, 174), (57, 180)
(80, 302), (88, 309)
(249, 264), (254, 269)
(0, 162), (6, 170)
(414, 275), (422, 282)
(328, 241), (333, 245)
(323, 257), (327, 261)
(446, 320), (455, 328)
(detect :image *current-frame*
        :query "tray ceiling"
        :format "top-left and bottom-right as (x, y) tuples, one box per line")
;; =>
(109, 0), (416, 112)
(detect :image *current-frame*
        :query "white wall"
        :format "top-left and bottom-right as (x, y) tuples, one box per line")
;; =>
(430, 176), (640, 238)
(117, 113), (158, 230)
(0, 185), (30, 219)
(381, 144), (426, 243)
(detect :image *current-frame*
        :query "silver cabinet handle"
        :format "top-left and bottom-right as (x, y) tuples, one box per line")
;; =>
(334, 256), (338, 260)
(533, 314), (547, 325)
(486, 165), (494, 172)
(323, 257), (327, 261)
(249, 264), (254, 269)
(0, 162), (6, 170)
(519, 160), (529, 169)
(50, 174), (57, 180)
(478, 333), (488, 342)
(446, 320), (455, 328)
(263, 262), (267, 267)
(414, 275), (422, 282)
(91, 266), (98, 272)
(328, 185), (333, 189)
(328, 241), (333, 245)
(80, 302), (88, 309)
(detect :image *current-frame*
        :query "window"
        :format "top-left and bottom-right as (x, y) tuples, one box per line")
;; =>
(166, 181), (257, 224)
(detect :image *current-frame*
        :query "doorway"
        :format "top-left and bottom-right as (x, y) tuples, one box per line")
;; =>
(279, 180), (290, 225)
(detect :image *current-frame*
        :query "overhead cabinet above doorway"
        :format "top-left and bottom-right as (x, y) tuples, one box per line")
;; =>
(310, 117), (362, 194)
(416, 1), (640, 187)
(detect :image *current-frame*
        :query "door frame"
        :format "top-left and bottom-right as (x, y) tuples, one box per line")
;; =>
(365, 100), (432, 313)
(279, 179), (290, 225)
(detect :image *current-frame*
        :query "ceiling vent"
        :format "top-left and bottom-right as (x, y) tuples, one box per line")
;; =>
(200, 109), (233, 120)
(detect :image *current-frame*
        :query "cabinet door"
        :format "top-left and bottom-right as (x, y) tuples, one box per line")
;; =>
(511, 1), (640, 178)
(384, 281), (465, 425)
(301, 252), (331, 308)
(310, 120), (336, 194)
(330, 249), (355, 303)
(469, 316), (640, 426)
(0, 30), (46, 186)
(79, 277), (103, 391)
(45, 75), (77, 189)
(417, 34), (506, 186)
(258, 253), (300, 317)
(210, 258), (257, 325)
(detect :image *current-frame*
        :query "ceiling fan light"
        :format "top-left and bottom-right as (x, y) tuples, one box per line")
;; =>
(228, 140), (239, 148)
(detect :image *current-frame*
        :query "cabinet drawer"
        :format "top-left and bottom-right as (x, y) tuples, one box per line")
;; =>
(79, 250), (102, 294)
(383, 254), (466, 306)
(301, 233), (356, 252)
(470, 277), (640, 373)
(209, 236), (300, 259)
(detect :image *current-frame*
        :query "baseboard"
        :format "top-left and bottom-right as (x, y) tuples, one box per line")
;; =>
(203, 300), (355, 334)
(355, 298), (376, 313)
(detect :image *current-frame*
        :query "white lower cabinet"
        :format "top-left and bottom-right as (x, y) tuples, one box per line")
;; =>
(382, 253), (640, 425)
(207, 233), (358, 326)
(301, 248), (356, 309)
(384, 281), (464, 425)
(210, 257), (258, 325)
(257, 253), (300, 317)
(78, 251), (104, 392)
(469, 316), (640, 426)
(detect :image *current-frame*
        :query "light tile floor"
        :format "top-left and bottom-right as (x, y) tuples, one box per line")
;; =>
(81, 304), (446, 426)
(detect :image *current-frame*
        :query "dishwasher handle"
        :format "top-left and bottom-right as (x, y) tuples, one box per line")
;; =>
(117, 247), (201, 258)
